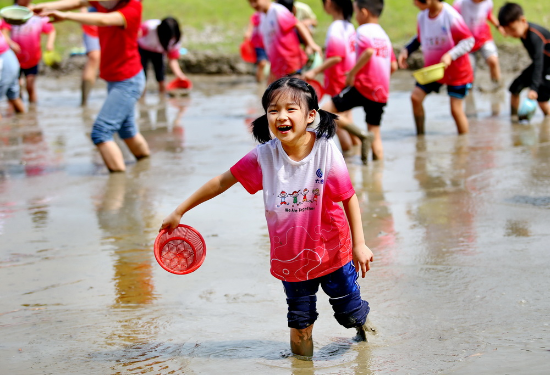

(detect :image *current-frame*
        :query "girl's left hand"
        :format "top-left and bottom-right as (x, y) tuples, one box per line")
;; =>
(302, 70), (316, 81)
(39, 10), (67, 23)
(440, 53), (452, 68)
(352, 244), (374, 278)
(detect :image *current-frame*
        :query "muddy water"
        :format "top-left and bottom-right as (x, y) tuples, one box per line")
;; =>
(1, 73), (549, 374)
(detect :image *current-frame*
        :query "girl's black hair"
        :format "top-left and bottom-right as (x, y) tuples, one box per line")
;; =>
(252, 77), (337, 144)
(322, 0), (354, 22)
(278, 0), (295, 13)
(157, 17), (182, 53)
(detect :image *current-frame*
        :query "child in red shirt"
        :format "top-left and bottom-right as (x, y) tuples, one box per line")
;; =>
(34, 0), (150, 173)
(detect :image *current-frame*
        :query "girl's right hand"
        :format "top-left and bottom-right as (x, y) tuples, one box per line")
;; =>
(38, 10), (67, 23)
(160, 211), (182, 232)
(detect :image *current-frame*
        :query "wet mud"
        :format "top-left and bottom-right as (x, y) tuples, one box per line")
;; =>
(1, 72), (549, 374)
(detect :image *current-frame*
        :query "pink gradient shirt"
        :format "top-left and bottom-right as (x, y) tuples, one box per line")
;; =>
(453, 0), (493, 52)
(230, 137), (355, 282)
(417, 3), (474, 86)
(0, 20), (9, 54)
(250, 12), (265, 49)
(7, 16), (54, 69)
(324, 20), (356, 97)
(354, 23), (394, 103)
(259, 3), (306, 79)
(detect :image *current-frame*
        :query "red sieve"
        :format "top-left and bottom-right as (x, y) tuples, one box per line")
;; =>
(305, 79), (325, 99)
(240, 39), (257, 63)
(166, 77), (193, 91)
(154, 224), (206, 275)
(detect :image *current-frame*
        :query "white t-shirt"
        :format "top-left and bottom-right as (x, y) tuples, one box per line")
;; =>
(324, 20), (356, 97)
(230, 136), (355, 282)
(453, 0), (493, 51)
(137, 19), (180, 59)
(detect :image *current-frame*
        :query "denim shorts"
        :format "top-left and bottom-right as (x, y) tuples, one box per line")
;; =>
(83, 33), (100, 54)
(91, 70), (146, 145)
(0, 49), (21, 100)
(254, 47), (268, 63)
(282, 261), (370, 330)
(416, 81), (473, 99)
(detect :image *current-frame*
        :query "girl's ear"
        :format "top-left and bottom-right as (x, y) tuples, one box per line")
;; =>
(307, 109), (317, 125)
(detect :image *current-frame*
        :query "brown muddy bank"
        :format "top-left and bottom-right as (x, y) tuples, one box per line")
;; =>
(42, 43), (529, 77)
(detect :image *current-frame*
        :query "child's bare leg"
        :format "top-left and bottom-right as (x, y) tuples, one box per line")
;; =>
(486, 55), (501, 83)
(97, 141), (126, 172)
(510, 93), (520, 116)
(411, 86), (427, 135)
(82, 50), (99, 106)
(124, 133), (150, 160)
(158, 81), (166, 95)
(367, 124), (383, 160)
(539, 101), (549, 116)
(8, 98), (25, 113)
(256, 60), (267, 82)
(290, 324), (314, 357)
(450, 96), (469, 134)
(26, 75), (37, 103)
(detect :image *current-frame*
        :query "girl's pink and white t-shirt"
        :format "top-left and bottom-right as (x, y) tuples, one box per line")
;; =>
(7, 16), (54, 69)
(453, 0), (493, 52)
(0, 20), (10, 54)
(417, 3), (474, 86)
(138, 19), (180, 59)
(324, 20), (355, 97)
(259, 3), (306, 79)
(250, 12), (265, 49)
(354, 23), (394, 103)
(230, 137), (355, 282)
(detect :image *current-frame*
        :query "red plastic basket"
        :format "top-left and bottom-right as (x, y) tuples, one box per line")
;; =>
(166, 77), (193, 91)
(305, 79), (325, 99)
(240, 39), (257, 63)
(154, 224), (206, 275)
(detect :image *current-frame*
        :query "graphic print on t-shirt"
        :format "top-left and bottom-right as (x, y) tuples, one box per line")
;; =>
(276, 168), (324, 211)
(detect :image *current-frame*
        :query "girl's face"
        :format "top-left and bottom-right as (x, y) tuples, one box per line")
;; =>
(266, 92), (316, 145)
(248, 0), (270, 13)
(413, 0), (428, 10)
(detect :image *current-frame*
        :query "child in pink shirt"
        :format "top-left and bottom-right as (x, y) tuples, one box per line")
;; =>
(6, 0), (56, 103)
(453, 0), (504, 89)
(244, 12), (269, 82)
(161, 77), (375, 357)
(323, 0), (397, 164)
(248, 0), (321, 82)
(0, 19), (25, 117)
(398, 0), (474, 135)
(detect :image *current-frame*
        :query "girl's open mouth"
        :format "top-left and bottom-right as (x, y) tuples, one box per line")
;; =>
(277, 125), (292, 132)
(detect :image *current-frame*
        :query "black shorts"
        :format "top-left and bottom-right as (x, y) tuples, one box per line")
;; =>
(509, 65), (550, 102)
(139, 47), (165, 83)
(19, 64), (39, 77)
(331, 86), (386, 126)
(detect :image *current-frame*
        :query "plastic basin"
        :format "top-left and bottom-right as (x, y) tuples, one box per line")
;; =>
(0, 6), (32, 25)
(413, 63), (446, 85)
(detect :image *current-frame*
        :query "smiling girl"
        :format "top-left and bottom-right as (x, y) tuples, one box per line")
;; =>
(161, 77), (375, 357)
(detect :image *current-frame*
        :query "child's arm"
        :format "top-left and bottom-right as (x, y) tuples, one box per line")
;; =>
(440, 36), (474, 68)
(302, 56), (340, 80)
(487, 12), (506, 36)
(168, 58), (188, 81)
(45, 28), (56, 51)
(244, 18), (254, 40)
(1, 29), (20, 54)
(345, 48), (374, 87)
(160, 170), (238, 231)
(32, 0), (88, 12)
(398, 35), (420, 69)
(38, 9), (125, 27)
(342, 194), (374, 278)
(295, 21), (322, 55)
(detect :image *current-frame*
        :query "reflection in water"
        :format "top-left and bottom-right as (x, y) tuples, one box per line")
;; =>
(95, 171), (157, 307)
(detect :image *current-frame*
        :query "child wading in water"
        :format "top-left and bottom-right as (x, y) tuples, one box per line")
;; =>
(398, 0), (474, 135)
(161, 77), (375, 357)
(34, 0), (150, 172)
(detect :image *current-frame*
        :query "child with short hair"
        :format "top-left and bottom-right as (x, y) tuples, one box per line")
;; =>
(453, 0), (504, 90)
(5, 0), (56, 103)
(248, 0), (322, 82)
(138, 17), (188, 95)
(161, 77), (375, 357)
(34, 0), (150, 173)
(398, 0), (474, 135)
(322, 0), (397, 164)
(244, 11), (269, 82)
(303, 0), (356, 152)
(498, 2), (550, 119)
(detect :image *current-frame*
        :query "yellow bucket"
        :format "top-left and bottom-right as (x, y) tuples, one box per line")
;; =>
(43, 51), (62, 67)
(412, 63), (446, 85)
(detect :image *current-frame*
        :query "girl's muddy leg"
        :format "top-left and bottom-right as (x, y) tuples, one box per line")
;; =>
(538, 101), (549, 116)
(124, 133), (150, 160)
(97, 141), (126, 172)
(411, 86), (427, 135)
(450, 96), (469, 134)
(511, 93), (520, 116)
(290, 324), (314, 357)
(368, 124), (383, 160)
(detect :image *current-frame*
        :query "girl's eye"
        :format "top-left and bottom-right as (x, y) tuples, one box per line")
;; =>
(268, 110), (278, 114)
